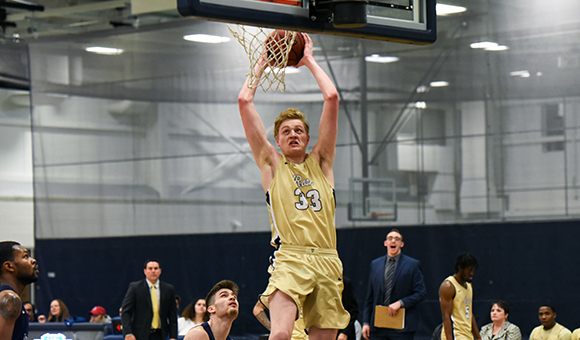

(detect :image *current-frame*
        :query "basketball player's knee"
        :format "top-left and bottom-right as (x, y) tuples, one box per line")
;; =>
(269, 328), (292, 340)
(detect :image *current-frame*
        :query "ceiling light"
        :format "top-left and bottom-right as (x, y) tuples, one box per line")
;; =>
(365, 54), (399, 63)
(436, 4), (466, 16)
(265, 66), (301, 74)
(416, 85), (429, 93)
(510, 70), (530, 78)
(283, 67), (301, 74)
(183, 34), (231, 43)
(414, 101), (427, 109)
(430, 81), (449, 87)
(85, 46), (124, 55)
(485, 45), (509, 51)
(470, 41), (498, 49)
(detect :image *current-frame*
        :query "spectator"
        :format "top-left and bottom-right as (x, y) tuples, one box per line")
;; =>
(47, 299), (70, 323)
(178, 299), (209, 336)
(529, 304), (571, 340)
(339, 277), (359, 340)
(23, 302), (37, 322)
(89, 306), (111, 323)
(479, 301), (521, 340)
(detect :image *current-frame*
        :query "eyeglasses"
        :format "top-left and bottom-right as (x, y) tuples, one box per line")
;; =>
(386, 237), (402, 242)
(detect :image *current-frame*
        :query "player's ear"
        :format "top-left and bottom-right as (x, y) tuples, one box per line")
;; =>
(2, 260), (15, 273)
(400, 241), (404, 248)
(207, 305), (215, 314)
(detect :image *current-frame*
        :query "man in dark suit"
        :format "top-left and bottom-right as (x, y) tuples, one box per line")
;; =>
(121, 259), (178, 340)
(339, 276), (359, 340)
(362, 229), (426, 340)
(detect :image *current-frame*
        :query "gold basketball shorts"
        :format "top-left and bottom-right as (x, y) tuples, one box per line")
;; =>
(259, 244), (350, 330)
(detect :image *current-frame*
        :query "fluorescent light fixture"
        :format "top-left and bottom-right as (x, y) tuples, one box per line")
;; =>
(416, 85), (429, 93)
(85, 46), (124, 55)
(436, 4), (466, 16)
(485, 45), (509, 51)
(430, 81), (449, 87)
(284, 67), (301, 74)
(414, 101), (427, 109)
(365, 54), (399, 63)
(265, 66), (301, 74)
(183, 34), (231, 43)
(470, 41), (498, 49)
(510, 70), (530, 78)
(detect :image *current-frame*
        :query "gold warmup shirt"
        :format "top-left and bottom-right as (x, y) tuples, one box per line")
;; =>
(441, 276), (474, 340)
(530, 324), (570, 340)
(267, 154), (336, 249)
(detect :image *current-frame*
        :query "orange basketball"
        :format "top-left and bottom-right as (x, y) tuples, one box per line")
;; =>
(287, 32), (305, 67)
(265, 30), (287, 67)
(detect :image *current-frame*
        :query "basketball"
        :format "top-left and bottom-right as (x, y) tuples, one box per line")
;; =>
(265, 30), (287, 67)
(265, 30), (305, 67)
(287, 32), (305, 67)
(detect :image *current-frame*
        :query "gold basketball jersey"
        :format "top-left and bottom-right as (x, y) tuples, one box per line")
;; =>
(441, 276), (474, 340)
(267, 154), (336, 249)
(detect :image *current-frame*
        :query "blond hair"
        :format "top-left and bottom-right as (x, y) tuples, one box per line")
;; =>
(274, 108), (310, 138)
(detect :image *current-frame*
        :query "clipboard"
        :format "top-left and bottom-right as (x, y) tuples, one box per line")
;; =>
(374, 305), (405, 330)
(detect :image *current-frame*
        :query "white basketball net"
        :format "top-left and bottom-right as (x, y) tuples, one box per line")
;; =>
(228, 25), (297, 92)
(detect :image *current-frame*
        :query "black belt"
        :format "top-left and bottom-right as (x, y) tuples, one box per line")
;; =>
(150, 329), (161, 333)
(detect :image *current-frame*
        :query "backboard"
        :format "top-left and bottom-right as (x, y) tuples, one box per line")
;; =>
(177, 0), (436, 44)
(348, 177), (397, 221)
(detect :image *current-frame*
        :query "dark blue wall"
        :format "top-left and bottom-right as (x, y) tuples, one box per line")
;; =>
(35, 220), (580, 338)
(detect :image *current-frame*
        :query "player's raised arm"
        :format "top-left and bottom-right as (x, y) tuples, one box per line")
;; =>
(238, 57), (279, 190)
(297, 34), (339, 180)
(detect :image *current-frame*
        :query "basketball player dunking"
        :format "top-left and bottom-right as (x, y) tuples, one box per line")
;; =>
(237, 32), (349, 340)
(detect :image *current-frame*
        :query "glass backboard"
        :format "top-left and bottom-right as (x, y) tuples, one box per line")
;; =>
(177, 0), (436, 44)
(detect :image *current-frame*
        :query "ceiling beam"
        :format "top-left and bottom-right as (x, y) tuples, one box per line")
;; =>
(6, 0), (129, 22)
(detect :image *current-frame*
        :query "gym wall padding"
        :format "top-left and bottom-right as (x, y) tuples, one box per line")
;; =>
(34, 220), (580, 337)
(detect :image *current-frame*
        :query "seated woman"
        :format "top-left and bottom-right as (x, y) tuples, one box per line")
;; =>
(480, 300), (521, 340)
(178, 298), (209, 336)
(45, 299), (71, 323)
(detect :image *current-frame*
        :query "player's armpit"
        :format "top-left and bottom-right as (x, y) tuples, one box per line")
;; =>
(0, 290), (22, 321)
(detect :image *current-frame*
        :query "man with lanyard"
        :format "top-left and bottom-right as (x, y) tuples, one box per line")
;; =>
(0, 241), (39, 340)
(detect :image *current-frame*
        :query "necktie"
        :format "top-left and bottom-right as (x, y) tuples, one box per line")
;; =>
(383, 258), (396, 305)
(151, 285), (160, 329)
